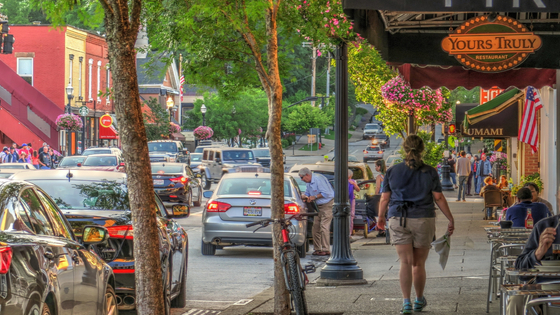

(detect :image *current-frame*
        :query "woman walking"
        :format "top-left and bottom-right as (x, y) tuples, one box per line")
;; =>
(374, 159), (386, 195)
(377, 135), (455, 314)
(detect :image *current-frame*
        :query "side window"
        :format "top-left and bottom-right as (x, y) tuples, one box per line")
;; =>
(20, 189), (54, 236)
(186, 167), (194, 177)
(202, 150), (208, 160)
(36, 190), (73, 239)
(208, 151), (214, 161)
(154, 194), (168, 217)
(215, 152), (221, 160)
(14, 203), (34, 232)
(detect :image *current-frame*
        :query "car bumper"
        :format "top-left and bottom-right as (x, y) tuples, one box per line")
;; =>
(202, 215), (306, 246)
(154, 187), (187, 202)
(108, 258), (137, 310)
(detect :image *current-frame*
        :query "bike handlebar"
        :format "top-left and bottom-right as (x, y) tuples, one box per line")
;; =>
(245, 212), (318, 228)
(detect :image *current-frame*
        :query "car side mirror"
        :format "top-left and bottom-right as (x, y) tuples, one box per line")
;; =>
(170, 204), (190, 218)
(203, 191), (213, 199)
(82, 225), (109, 245)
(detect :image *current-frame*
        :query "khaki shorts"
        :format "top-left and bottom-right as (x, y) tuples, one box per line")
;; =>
(388, 217), (436, 249)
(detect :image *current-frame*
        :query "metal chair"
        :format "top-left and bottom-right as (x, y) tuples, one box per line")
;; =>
(483, 189), (503, 220)
(487, 243), (526, 313)
(525, 281), (560, 315)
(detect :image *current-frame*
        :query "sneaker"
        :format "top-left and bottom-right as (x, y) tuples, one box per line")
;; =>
(402, 301), (413, 314)
(414, 297), (427, 312)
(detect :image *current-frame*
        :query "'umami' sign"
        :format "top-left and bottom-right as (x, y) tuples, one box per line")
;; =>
(441, 15), (542, 73)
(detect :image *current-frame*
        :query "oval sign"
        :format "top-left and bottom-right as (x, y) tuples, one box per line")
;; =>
(99, 114), (113, 128)
(441, 15), (542, 73)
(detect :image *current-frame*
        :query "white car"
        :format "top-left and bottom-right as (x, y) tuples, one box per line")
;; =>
(363, 145), (384, 162)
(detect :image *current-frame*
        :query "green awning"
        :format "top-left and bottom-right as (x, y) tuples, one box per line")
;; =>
(463, 88), (523, 128)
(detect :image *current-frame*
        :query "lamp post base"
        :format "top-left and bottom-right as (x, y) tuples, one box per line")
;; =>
(441, 164), (454, 191)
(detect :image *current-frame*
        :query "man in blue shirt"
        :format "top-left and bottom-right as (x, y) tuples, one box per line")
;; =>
(505, 187), (550, 227)
(476, 154), (492, 193)
(299, 167), (334, 256)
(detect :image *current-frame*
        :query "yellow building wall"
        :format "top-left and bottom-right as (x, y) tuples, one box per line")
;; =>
(64, 27), (87, 108)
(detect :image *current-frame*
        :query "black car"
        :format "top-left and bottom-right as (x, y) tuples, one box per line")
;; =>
(11, 170), (191, 312)
(151, 162), (203, 206)
(252, 148), (271, 168)
(0, 179), (116, 315)
(372, 134), (390, 148)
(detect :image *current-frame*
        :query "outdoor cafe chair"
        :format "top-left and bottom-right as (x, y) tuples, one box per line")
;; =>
(488, 243), (526, 313)
(525, 280), (560, 315)
(483, 190), (503, 220)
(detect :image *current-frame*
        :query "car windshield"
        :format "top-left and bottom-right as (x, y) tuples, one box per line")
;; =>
(83, 156), (117, 166)
(27, 179), (129, 210)
(151, 164), (183, 173)
(190, 154), (202, 161)
(83, 149), (111, 156)
(366, 146), (381, 151)
(364, 124), (379, 130)
(0, 165), (24, 169)
(148, 142), (178, 153)
(60, 157), (86, 167)
(252, 150), (270, 158)
(222, 150), (254, 161)
(217, 178), (291, 197)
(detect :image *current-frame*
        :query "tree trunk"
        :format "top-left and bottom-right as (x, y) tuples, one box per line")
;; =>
(102, 1), (164, 314)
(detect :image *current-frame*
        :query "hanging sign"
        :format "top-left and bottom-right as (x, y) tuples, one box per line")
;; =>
(441, 15), (542, 73)
(99, 114), (113, 128)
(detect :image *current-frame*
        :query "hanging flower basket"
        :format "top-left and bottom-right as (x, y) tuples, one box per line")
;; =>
(169, 122), (181, 134)
(56, 113), (83, 131)
(193, 126), (214, 140)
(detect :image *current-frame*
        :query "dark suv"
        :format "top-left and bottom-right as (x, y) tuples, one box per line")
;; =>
(148, 140), (190, 164)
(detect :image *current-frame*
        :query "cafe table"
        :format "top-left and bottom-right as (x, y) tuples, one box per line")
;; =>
(500, 283), (560, 315)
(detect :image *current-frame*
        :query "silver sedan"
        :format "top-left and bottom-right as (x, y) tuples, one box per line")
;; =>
(201, 173), (309, 257)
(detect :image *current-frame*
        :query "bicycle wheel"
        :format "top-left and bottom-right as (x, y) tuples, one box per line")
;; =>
(286, 251), (308, 315)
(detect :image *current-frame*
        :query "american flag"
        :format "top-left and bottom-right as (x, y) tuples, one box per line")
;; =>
(179, 75), (185, 102)
(519, 86), (543, 153)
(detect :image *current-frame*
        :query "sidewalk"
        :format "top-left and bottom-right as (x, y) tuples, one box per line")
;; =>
(218, 190), (498, 315)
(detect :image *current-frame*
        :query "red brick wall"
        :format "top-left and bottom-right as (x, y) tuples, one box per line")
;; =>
(0, 26), (66, 109)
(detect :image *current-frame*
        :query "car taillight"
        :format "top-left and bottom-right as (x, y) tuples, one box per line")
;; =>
(284, 203), (300, 214)
(170, 176), (188, 184)
(363, 150), (368, 154)
(113, 269), (135, 274)
(248, 191), (261, 195)
(378, 151), (383, 154)
(107, 225), (134, 240)
(207, 201), (231, 212)
(0, 246), (12, 274)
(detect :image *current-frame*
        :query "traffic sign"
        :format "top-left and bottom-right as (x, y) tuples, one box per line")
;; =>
(448, 136), (457, 147)
(79, 106), (89, 116)
(100, 114), (113, 128)
(448, 124), (456, 134)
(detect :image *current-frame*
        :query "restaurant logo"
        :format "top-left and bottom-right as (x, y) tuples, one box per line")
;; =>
(99, 114), (113, 128)
(463, 128), (504, 137)
(441, 15), (542, 73)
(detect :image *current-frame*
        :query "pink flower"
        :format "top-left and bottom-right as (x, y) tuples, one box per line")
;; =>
(332, 19), (339, 25)
(317, 50), (322, 57)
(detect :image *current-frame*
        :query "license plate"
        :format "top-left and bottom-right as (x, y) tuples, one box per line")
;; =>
(243, 207), (262, 216)
(154, 179), (164, 185)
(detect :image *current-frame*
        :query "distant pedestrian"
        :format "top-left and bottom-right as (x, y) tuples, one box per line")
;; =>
(299, 167), (335, 256)
(17, 152), (28, 163)
(374, 159), (386, 195)
(6, 148), (18, 163)
(0, 147), (8, 163)
(377, 135), (454, 314)
(476, 154), (492, 192)
(39, 147), (51, 169)
(31, 151), (40, 169)
(456, 151), (471, 202)
(447, 155), (457, 189)
(348, 169), (360, 239)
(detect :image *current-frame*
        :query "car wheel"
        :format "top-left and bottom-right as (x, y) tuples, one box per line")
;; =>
(201, 239), (216, 256)
(193, 188), (202, 206)
(187, 191), (193, 207)
(104, 284), (118, 315)
(171, 256), (188, 308)
(201, 173), (211, 190)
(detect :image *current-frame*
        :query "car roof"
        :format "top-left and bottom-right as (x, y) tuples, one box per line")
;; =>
(84, 148), (115, 151)
(221, 172), (292, 180)
(10, 169), (127, 181)
(150, 162), (185, 166)
(85, 154), (118, 157)
(289, 161), (367, 173)
(63, 156), (85, 159)
(148, 140), (181, 144)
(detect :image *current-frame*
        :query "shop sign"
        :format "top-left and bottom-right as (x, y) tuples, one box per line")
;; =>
(463, 128), (505, 137)
(99, 114), (113, 128)
(480, 87), (505, 104)
(441, 15), (542, 73)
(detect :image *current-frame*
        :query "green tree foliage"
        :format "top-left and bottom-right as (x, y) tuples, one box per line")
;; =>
(284, 103), (329, 133)
(142, 97), (170, 141)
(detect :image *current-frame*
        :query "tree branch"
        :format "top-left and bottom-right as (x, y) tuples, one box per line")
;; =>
(98, 0), (115, 16)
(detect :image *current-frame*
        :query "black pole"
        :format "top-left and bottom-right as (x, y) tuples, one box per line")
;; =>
(202, 113), (206, 126)
(81, 115), (86, 153)
(441, 132), (454, 190)
(66, 95), (73, 156)
(319, 42), (366, 285)
(407, 109), (415, 136)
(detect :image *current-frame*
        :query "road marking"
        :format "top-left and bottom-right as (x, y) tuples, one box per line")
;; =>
(186, 300), (237, 303)
(233, 299), (253, 305)
(183, 310), (221, 315)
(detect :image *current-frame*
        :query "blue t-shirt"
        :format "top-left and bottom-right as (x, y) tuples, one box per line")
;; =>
(505, 201), (550, 228)
(384, 162), (442, 218)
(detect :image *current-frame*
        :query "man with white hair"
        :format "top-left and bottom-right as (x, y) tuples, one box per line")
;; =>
(299, 167), (335, 256)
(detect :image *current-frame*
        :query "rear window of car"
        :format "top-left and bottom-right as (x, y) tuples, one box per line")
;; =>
(83, 156), (117, 166)
(366, 146), (381, 151)
(148, 142), (178, 153)
(252, 149), (270, 158)
(190, 154), (202, 162)
(217, 178), (291, 197)
(151, 165), (183, 173)
(0, 165), (24, 169)
(60, 157), (86, 167)
(83, 149), (111, 156)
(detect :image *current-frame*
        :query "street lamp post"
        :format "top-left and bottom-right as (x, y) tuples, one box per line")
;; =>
(65, 83), (74, 156)
(201, 104), (207, 126)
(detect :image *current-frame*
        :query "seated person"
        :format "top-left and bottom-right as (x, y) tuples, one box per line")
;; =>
(524, 182), (554, 215)
(480, 176), (501, 219)
(505, 187), (550, 228)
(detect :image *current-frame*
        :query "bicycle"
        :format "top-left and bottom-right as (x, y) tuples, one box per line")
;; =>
(246, 212), (318, 315)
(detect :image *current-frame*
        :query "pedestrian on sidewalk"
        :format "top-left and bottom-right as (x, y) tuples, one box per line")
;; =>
(377, 135), (455, 315)
(447, 155), (457, 189)
(466, 154), (474, 195)
(473, 155), (481, 194)
(299, 167), (335, 256)
(374, 159), (386, 195)
(455, 151), (471, 202)
(476, 154), (492, 193)
(348, 169), (360, 240)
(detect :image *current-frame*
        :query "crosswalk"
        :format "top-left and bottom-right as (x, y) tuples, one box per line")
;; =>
(183, 310), (221, 315)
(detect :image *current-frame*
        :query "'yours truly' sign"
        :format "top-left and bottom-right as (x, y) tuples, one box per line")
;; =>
(441, 15), (542, 73)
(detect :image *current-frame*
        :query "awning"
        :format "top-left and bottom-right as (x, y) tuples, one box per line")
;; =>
(464, 88), (523, 128)
(171, 132), (186, 141)
(398, 64), (556, 90)
(99, 125), (119, 139)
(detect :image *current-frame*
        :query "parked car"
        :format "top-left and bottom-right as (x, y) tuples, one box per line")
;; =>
(0, 179), (116, 315)
(0, 168), (34, 178)
(329, 155), (360, 163)
(288, 161), (375, 187)
(151, 162), (203, 206)
(80, 154), (125, 172)
(82, 147), (123, 159)
(57, 155), (86, 169)
(385, 154), (403, 169)
(198, 147), (264, 190)
(362, 123), (382, 139)
(148, 140), (190, 164)
(189, 153), (203, 173)
(0, 163), (36, 169)
(252, 148), (271, 168)
(372, 133), (390, 148)
(201, 173), (309, 257)
(363, 145), (384, 162)
(10, 170), (191, 311)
